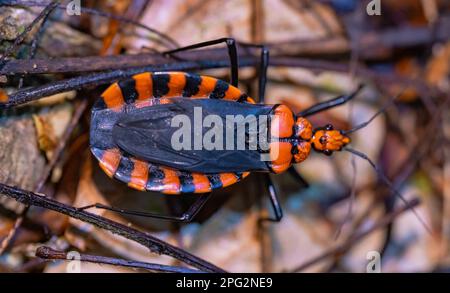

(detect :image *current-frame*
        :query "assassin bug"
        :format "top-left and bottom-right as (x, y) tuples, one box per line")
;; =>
(84, 38), (367, 223)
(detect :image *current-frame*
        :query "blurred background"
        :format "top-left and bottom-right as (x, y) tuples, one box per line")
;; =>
(0, 0), (449, 272)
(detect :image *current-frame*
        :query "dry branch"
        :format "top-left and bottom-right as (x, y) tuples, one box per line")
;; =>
(36, 246), (203, 273)
(0, 54), (437, 108)
(0, 183), (226, 273)
(291, 198), (420, 272)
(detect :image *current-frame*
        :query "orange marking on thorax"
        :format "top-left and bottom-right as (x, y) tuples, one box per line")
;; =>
(270, 142), (293, 173)
(192, 173), (212, 193)
(294, 141), (311, 163)
(99, 149), (121, 177)
(295, 117), (313, 140)
(102, 83), (124, 111)
(167, 72), (187, 97)
(128, 159), (149, 191)
(161, 167), (181, 194)
(133, 72), (153, 101)
(219, 173), (238, 187)
(195, 76), (217, 98)
(271, 105), (295, 138)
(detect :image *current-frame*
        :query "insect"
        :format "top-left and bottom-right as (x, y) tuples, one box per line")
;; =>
(0, 3), (380, 225)
(85, 38), (367, 222)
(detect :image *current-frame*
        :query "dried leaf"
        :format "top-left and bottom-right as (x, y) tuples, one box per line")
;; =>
(32, 114), (57, 159)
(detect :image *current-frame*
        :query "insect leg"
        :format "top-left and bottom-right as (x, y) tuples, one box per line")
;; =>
(298, 84), (364, 117)
(238, 43), (269, 104)
(163, 38), (239, 87)
(77, 193), (212, 223)
(175, 192), (212, 222)
(259, 174), (283, 222)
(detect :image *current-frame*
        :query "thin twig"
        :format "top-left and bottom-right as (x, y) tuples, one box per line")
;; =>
(0, 183), (226, 273)
(290, 198), (421, 272)
(0, 55), (436, 108)
(377, 93), (450, 254)
(295, 94), (450, 272)
(36, 246), (204, 273)
(17, 0), (53, 89)
(0, 1), (58, 69)
(333, 155), (357, 240)
(0, 100), (87, 255)
(2, 0), (179, 50)
(37, 100), (88, 192)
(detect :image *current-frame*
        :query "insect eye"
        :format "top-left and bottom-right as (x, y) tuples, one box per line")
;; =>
(319, 136), (327, 145)
(325, 124), (334, 130)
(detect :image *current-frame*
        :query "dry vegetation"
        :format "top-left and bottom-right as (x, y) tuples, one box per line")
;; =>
(0, 0), (449, 273)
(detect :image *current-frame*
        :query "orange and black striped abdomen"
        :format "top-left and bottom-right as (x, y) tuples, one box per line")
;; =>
(91, 72), (253, 194)
(95, 72), (252, 112)
(91, 147), (249, 194)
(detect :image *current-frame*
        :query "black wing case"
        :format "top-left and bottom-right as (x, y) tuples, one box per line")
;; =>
(112, 98), (274, 173)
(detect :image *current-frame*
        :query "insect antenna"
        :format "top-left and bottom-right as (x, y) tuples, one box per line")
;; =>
(335, 89), (404, 238)
(341, 92), (401, 135)
(344, 147), (432, 234)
